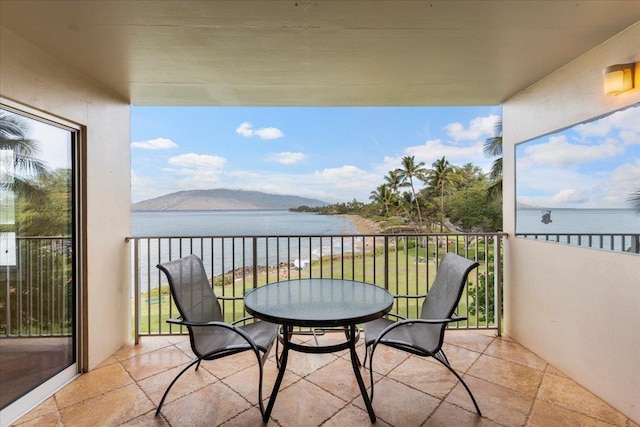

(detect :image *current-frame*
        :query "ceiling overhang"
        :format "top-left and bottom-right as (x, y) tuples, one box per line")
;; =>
(1, 1), (639, 106)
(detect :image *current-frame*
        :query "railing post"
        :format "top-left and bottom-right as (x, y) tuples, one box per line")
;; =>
(253, 237), (258, 289)
(630, 235), (640, 254)
(383, 235), (389, 290)
(494, 233), (502, 336)
(133, 238), (140, 344)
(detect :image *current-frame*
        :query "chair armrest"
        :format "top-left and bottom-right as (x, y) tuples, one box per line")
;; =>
(231, 316), (258, 325)
(384, 312), (407, 321)
(372, 316), (468, 348)
(217, 295), (244, 301)
(392, 294), (427, 300)
(398, 317), (467, 325)
(166, 317), (235, 328)
(165, 317), (262, 355)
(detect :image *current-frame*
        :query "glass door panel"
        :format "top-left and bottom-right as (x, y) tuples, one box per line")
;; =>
(0, 107), (77, 409)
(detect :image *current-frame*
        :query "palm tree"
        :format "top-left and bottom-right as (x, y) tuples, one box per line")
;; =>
(396, 155), (427, 228)
(629, 189), (640, 214)
(0, 110), (50, 203)
(369, 184), (395, 217)
(384, 169), (402, 196)
(484, 118), (502, 201)
(425, 156), (453, 232)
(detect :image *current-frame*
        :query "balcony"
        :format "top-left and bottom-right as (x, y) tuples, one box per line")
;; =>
(10, 331), (633, 426)
(3, 232), (637, 425)
(129, 233), (505, 341)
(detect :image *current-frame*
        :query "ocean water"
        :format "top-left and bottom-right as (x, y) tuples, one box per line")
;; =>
(130, 210), (361, 283)
(516, 208), (639, 234)
(131, 210), (358, 237)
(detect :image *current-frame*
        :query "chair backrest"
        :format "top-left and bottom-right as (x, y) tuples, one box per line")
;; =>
(157, 254), (223, 323)
(421, 252), (479, 321)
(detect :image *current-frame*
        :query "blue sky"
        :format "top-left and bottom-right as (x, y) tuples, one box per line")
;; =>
(516, 104), (639, 209)
(131, 106), (501, 203)
(131, 103), (639, 208)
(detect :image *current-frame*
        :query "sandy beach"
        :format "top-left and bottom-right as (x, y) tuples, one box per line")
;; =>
(339, 214), (385, 252)
(339, 214), (382, 235)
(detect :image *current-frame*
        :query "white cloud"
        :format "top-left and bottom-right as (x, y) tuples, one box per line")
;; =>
(168, 153), (226, 169)
(235, 121), (284, 140)
(131, 137), (178, 150)
(314, 165), (380, 191)
(405, 138), (484, 160)
(255, 127), (285, 140)
(550, 189), (590, 204)
(603, 159), (640, 207)
(266, 152), (307, 164)
(444, 115), (500, 142)
(162, 153), (228, 189)
(236, 122), (254, 137)
(522, 135), (624, 166)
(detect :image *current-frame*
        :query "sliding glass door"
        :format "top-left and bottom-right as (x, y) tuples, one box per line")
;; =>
(0, 104), (79, 411)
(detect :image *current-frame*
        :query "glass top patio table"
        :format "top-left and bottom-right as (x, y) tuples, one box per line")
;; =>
(244, 278), (393, 423)
(244, 278), (394, 328)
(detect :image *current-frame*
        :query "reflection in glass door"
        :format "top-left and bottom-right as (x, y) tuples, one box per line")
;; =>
(0, 106), (78, 411)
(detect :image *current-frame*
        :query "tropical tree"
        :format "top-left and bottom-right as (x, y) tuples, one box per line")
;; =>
(396, 156), (428, 228)
(384, 169), (402, 197)
(0, 110), (50, 203)
(16, 168), (72, 236)
(384, 169), (413, 219)
(424, 156), (454, 232)
(369, 184), (395, 217)
(484, 118), (502, 201)
(446, 181), (502, 232)
(629, 188), (640, 214)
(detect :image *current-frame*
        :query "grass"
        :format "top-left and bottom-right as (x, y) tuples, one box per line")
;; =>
(134, 238), (499, 336)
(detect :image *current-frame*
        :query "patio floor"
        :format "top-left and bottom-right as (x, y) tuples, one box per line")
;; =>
(10, 330), (636, 427)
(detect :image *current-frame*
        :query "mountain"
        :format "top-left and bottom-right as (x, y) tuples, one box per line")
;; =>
(132, 189), (329, 211)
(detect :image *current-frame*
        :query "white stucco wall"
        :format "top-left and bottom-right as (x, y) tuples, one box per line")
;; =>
(0, 28), (131, 370)
(503, 22), (640, 422)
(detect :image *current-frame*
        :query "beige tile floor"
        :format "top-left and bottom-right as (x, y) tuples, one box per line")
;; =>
(11, 330), (638, 427)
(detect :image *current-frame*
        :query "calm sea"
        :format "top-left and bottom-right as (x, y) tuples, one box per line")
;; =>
(132, 209), (639, 237)
(130, 211), (360, 286)
(131, 210), (358, 237)
(516, 208), (639, 234)
(130, 209), (638, 290)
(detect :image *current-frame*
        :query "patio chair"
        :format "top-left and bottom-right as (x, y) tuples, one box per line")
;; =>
(155, 254), (277, 418)
(363, 252), (482, 415)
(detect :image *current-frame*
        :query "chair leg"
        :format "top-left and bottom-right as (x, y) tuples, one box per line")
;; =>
(362, 343), (370, 368)
(434, 356), (482, 416)
(367, 344), (377, 403)
(275, 329), (282, 368)
(255, 350), (267, 419)
(155, 357), (201, 417)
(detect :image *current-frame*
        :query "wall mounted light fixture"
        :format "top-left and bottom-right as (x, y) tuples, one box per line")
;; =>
(603, 63), (635, 95)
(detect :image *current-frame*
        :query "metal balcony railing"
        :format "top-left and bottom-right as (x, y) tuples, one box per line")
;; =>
(0, 236), (73, 337)
(128, 233), (507, 343)
(516, 232), (640, 253)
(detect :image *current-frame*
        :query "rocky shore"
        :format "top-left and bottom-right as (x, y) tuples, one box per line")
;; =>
(215, 215), (383, 282)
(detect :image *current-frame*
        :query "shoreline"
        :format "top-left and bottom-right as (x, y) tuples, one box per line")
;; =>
(338, 214), (382, 235)
(339, 214), (385, 251)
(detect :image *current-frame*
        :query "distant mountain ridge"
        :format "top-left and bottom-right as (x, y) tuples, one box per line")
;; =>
(132, 189), (329, 211)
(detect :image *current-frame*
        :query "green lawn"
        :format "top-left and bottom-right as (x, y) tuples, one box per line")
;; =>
(134, 239), (499, 336)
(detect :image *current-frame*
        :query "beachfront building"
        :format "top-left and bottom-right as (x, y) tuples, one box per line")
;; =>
(1, 2), (639, 425)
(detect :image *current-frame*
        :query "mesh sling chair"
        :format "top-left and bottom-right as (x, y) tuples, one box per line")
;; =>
(155, 254), (277, 418)
(363, 252), (482, 415)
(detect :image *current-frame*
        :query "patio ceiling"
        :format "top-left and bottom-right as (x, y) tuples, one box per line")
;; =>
(1, 1), (639, 106)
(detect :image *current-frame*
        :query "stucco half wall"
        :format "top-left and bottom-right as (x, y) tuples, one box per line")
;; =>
(0, 28), (132, 370)
(502, 22), (640, 422)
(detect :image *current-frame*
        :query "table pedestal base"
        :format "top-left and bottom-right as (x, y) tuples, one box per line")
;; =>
(263, 325), (376, 423)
